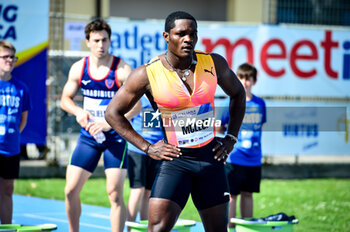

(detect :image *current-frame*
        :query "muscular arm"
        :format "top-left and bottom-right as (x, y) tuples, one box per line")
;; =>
(212, 53), (246, 137)
(105, 65), (181, 160)
(106, 66), (151, 152)
(115, 58), (138, 120)
(116, 58), (133, 86)
(60, 59), (92, 129)
(211, 53), (246, 161)
(125, 100), (142, 120)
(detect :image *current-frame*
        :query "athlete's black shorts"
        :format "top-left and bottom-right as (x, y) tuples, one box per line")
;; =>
(0, 154), (20, 179)
(150, 139), (230, 210)
(128, 150), (162, 190)
(225, 163), (261, 195)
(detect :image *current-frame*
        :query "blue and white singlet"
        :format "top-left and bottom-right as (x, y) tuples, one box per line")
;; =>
(79, 56), (122, 140)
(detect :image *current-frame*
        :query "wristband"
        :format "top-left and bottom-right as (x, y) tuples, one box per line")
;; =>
(145, 143), (152, 154)
(226, 133), (238, 142)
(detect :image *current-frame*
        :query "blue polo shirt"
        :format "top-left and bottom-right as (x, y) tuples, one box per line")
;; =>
(220, 95), (266, 166)
(0, 78), (31, 156)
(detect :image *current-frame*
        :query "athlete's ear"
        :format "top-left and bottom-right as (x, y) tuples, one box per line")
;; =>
(85, 39), (91, 48)
(163, 32), (169, 43)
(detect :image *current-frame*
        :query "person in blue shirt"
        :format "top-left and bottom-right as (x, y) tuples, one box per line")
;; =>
(218, 63), (266, 231)
(127, 96), (163, 223)
(0, 40), (31, 224)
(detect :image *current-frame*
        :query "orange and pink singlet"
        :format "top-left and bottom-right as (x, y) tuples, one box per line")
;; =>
(146, 51), (218, 148)
(146, 51), (230, 210)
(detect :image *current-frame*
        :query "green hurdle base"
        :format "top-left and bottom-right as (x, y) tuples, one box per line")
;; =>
(231, 218), (298, 232)
(126, 219), (196, 232)
(0, 224), (57, 232)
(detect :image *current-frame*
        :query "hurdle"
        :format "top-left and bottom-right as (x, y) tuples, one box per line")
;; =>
(0, 224), (57, 232)
(230, 218), (298, 232)
(126, 219), (196, 232)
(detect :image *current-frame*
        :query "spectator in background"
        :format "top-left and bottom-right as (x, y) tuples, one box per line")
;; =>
(0, 40), (31, 224)
(60, 19), (133, 232)
(218, 63), (266, 231)
(127, 96), (163, 224)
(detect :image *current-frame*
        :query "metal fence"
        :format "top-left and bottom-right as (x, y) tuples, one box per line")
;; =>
(264, 0), (350, 26)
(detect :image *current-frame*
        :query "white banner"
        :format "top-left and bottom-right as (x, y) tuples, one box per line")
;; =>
(261, 102), (349, 155)
(108, 20), (350, 98)
(107, 19), (350, 155)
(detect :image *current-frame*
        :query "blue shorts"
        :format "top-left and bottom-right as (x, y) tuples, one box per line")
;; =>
(150, 139), (229, 210)
(70, 133), (128, 173)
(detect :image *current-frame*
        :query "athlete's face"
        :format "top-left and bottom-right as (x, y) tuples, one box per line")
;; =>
(0, 48), (16, 74)
(86, 30), (111, 58)
(164, 19), (198, 58)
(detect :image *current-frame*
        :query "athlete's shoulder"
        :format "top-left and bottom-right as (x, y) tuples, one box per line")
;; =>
(116, 57), (131, 70)
(70, 57), (86, 71)
(195, 50), (210, 55)
(113, 55), (123, 66)
(198, 51), (228, 70)
(195, 50), (213, 59)
(145, 56), (161, 67)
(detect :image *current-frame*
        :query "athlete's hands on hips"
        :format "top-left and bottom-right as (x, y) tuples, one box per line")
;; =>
(147, 140), (182, 161)
(212, 137), (235, 163)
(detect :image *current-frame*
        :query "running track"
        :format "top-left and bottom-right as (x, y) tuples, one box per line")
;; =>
(12, 194), (204, 231)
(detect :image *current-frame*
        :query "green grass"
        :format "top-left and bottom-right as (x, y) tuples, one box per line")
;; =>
(14, 178), (350, 232)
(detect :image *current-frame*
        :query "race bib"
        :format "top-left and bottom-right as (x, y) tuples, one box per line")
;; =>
(83, 97), (111, 123)
(171, 103), (217, 147)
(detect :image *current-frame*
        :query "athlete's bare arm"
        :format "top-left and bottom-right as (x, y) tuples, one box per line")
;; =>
(105, 65), (182, 161)
(60, 59), (92, 129)
(115, 58), (139, 120)
(211, 53), (246, 160)
(116, 58), (133, 86)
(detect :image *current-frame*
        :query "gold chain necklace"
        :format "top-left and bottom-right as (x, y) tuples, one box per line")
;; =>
(165, 52), (196, 81)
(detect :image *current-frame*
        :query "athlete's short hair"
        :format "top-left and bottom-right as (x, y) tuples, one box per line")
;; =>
(237, 63), (257, 82)
(85, 19), (112, 40)
(0, 40), (16, 53)
(165, 11), (197, 32)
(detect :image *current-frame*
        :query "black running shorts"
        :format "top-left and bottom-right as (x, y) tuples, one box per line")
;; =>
(0, 154), (20, 179)
(150, 139), (230, 210)
(225, 163), (261, 195)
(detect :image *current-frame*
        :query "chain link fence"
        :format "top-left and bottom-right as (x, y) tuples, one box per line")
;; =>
(264, 0), (350, 26)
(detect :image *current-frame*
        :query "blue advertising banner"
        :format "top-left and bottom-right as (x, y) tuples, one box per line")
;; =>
(1, 0), (49, 145)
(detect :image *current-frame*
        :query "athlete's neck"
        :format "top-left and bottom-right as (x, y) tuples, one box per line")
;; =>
(165, 51), (195, 70)
(89, 54), (113, 67)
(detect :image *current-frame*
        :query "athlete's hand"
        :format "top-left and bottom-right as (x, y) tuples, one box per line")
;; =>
(147, 140), (182, 161)
(212, 137), (235, 163)
(76, 109), (92, 128)
(85, 121), (111, 136)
